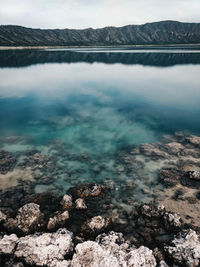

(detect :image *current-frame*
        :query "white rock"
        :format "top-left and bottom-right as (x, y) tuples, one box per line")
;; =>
(15, 228), (73, 267)
(165, 229), (200, 266)
(0, 234), (18, 254)
(47, 211), (69, 230)
(71, 231), (156, 267)
(16, 202), (43, 234)
(60, 195), (73, 209)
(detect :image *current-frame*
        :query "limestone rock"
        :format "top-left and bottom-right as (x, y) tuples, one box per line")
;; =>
(60, 195), (73, 209)
(165, 229), (200, 266)
(15, 228), (73, 267)
(47, 211), (69, 230)
(163, 212), (182, 230)
(16, 203), (43, 234)
(71, 231), (156, 267)
(75, 198), (87, 209)
(0, 234), (18, 254)
(82, 216), (111, 233)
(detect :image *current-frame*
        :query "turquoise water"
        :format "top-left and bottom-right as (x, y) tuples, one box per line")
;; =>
(0, 49), (200, 196)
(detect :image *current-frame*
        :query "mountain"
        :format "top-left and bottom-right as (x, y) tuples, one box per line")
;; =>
(0, 21), (200, 46)
(0, 49), (200, 68)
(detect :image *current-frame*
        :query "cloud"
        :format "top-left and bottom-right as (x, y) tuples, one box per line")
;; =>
(0, 0), (199, 29)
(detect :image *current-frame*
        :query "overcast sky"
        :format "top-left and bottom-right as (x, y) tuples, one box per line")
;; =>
(0, 0), (200, 29)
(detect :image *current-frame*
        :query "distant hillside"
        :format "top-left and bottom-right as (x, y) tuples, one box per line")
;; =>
(0, 21), (200, 46)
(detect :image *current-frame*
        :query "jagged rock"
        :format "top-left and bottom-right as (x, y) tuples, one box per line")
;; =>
(71, 231), (156, 267)
(163, 212), (182, 230)
(75, 198), (87, 210)
(15, 203), (43, 234)
(0, 234), (18, 254)
(82, 216), (111, 233)
(165, 229), (200, 266)
(0, 149), (16, 174)
(15, 228), (73, 267)
(47, 211), (69, 230)
(164, 142), (185, 155)
(60, 195), (73, 209)
(0, 210), (7, 223)
(187, 171), (200, 181)
(139, 144), (167, 158)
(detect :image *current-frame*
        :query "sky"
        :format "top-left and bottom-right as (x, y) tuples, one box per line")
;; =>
(0, 0), (199, 29)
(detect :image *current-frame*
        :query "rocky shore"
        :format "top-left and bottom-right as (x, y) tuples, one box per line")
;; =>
(0, 133), (200, 266)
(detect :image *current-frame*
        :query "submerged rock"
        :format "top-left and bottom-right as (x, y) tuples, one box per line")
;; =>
(164, 142), (185, 155)
(159, 169), (181, 187)
(165, 229), (200, 266)
(71, 231), (156, 267)
(186, 135), (200, 147)
(69, 183), (106, 198)
(15, 228), (73, 267)
(0, 149), (16, 174)
(139, 144), (167, 158)
(187, 170), (200, 181)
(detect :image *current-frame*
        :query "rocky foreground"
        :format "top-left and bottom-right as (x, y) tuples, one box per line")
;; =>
(0, 182), (199, 266)
(0, 133), (200, 266)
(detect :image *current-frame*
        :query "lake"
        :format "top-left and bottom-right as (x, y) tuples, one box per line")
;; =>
(0, 48), (200, 204)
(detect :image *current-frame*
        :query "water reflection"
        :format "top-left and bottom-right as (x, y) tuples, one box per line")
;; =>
(0, 49), (200, 68)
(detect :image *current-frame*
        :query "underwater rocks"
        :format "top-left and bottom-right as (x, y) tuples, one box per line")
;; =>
(187, 170), (200, 181)
(69, 183), (106, 198)
(164, 229), (200, 266)
(0, 150), (16, 174)
(139, 144), (167, 158)
(159, 169), (182, 187)
(71, 231), (156, 267)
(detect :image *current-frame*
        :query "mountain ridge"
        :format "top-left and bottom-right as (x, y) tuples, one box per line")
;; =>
(0, 21), (200, 46)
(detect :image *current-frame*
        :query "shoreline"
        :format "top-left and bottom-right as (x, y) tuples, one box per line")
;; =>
(0, 44), (200, 50)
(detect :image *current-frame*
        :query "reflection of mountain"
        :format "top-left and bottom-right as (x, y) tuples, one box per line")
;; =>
(0, 50), (200, 68)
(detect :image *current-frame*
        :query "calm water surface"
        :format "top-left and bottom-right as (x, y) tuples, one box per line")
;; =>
(0, 48), (200, 198)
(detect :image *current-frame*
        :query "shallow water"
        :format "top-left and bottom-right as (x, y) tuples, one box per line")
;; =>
(0, 48), (200, 200)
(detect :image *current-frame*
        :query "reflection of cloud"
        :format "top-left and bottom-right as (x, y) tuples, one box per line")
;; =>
(0, 62), (200, 109)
